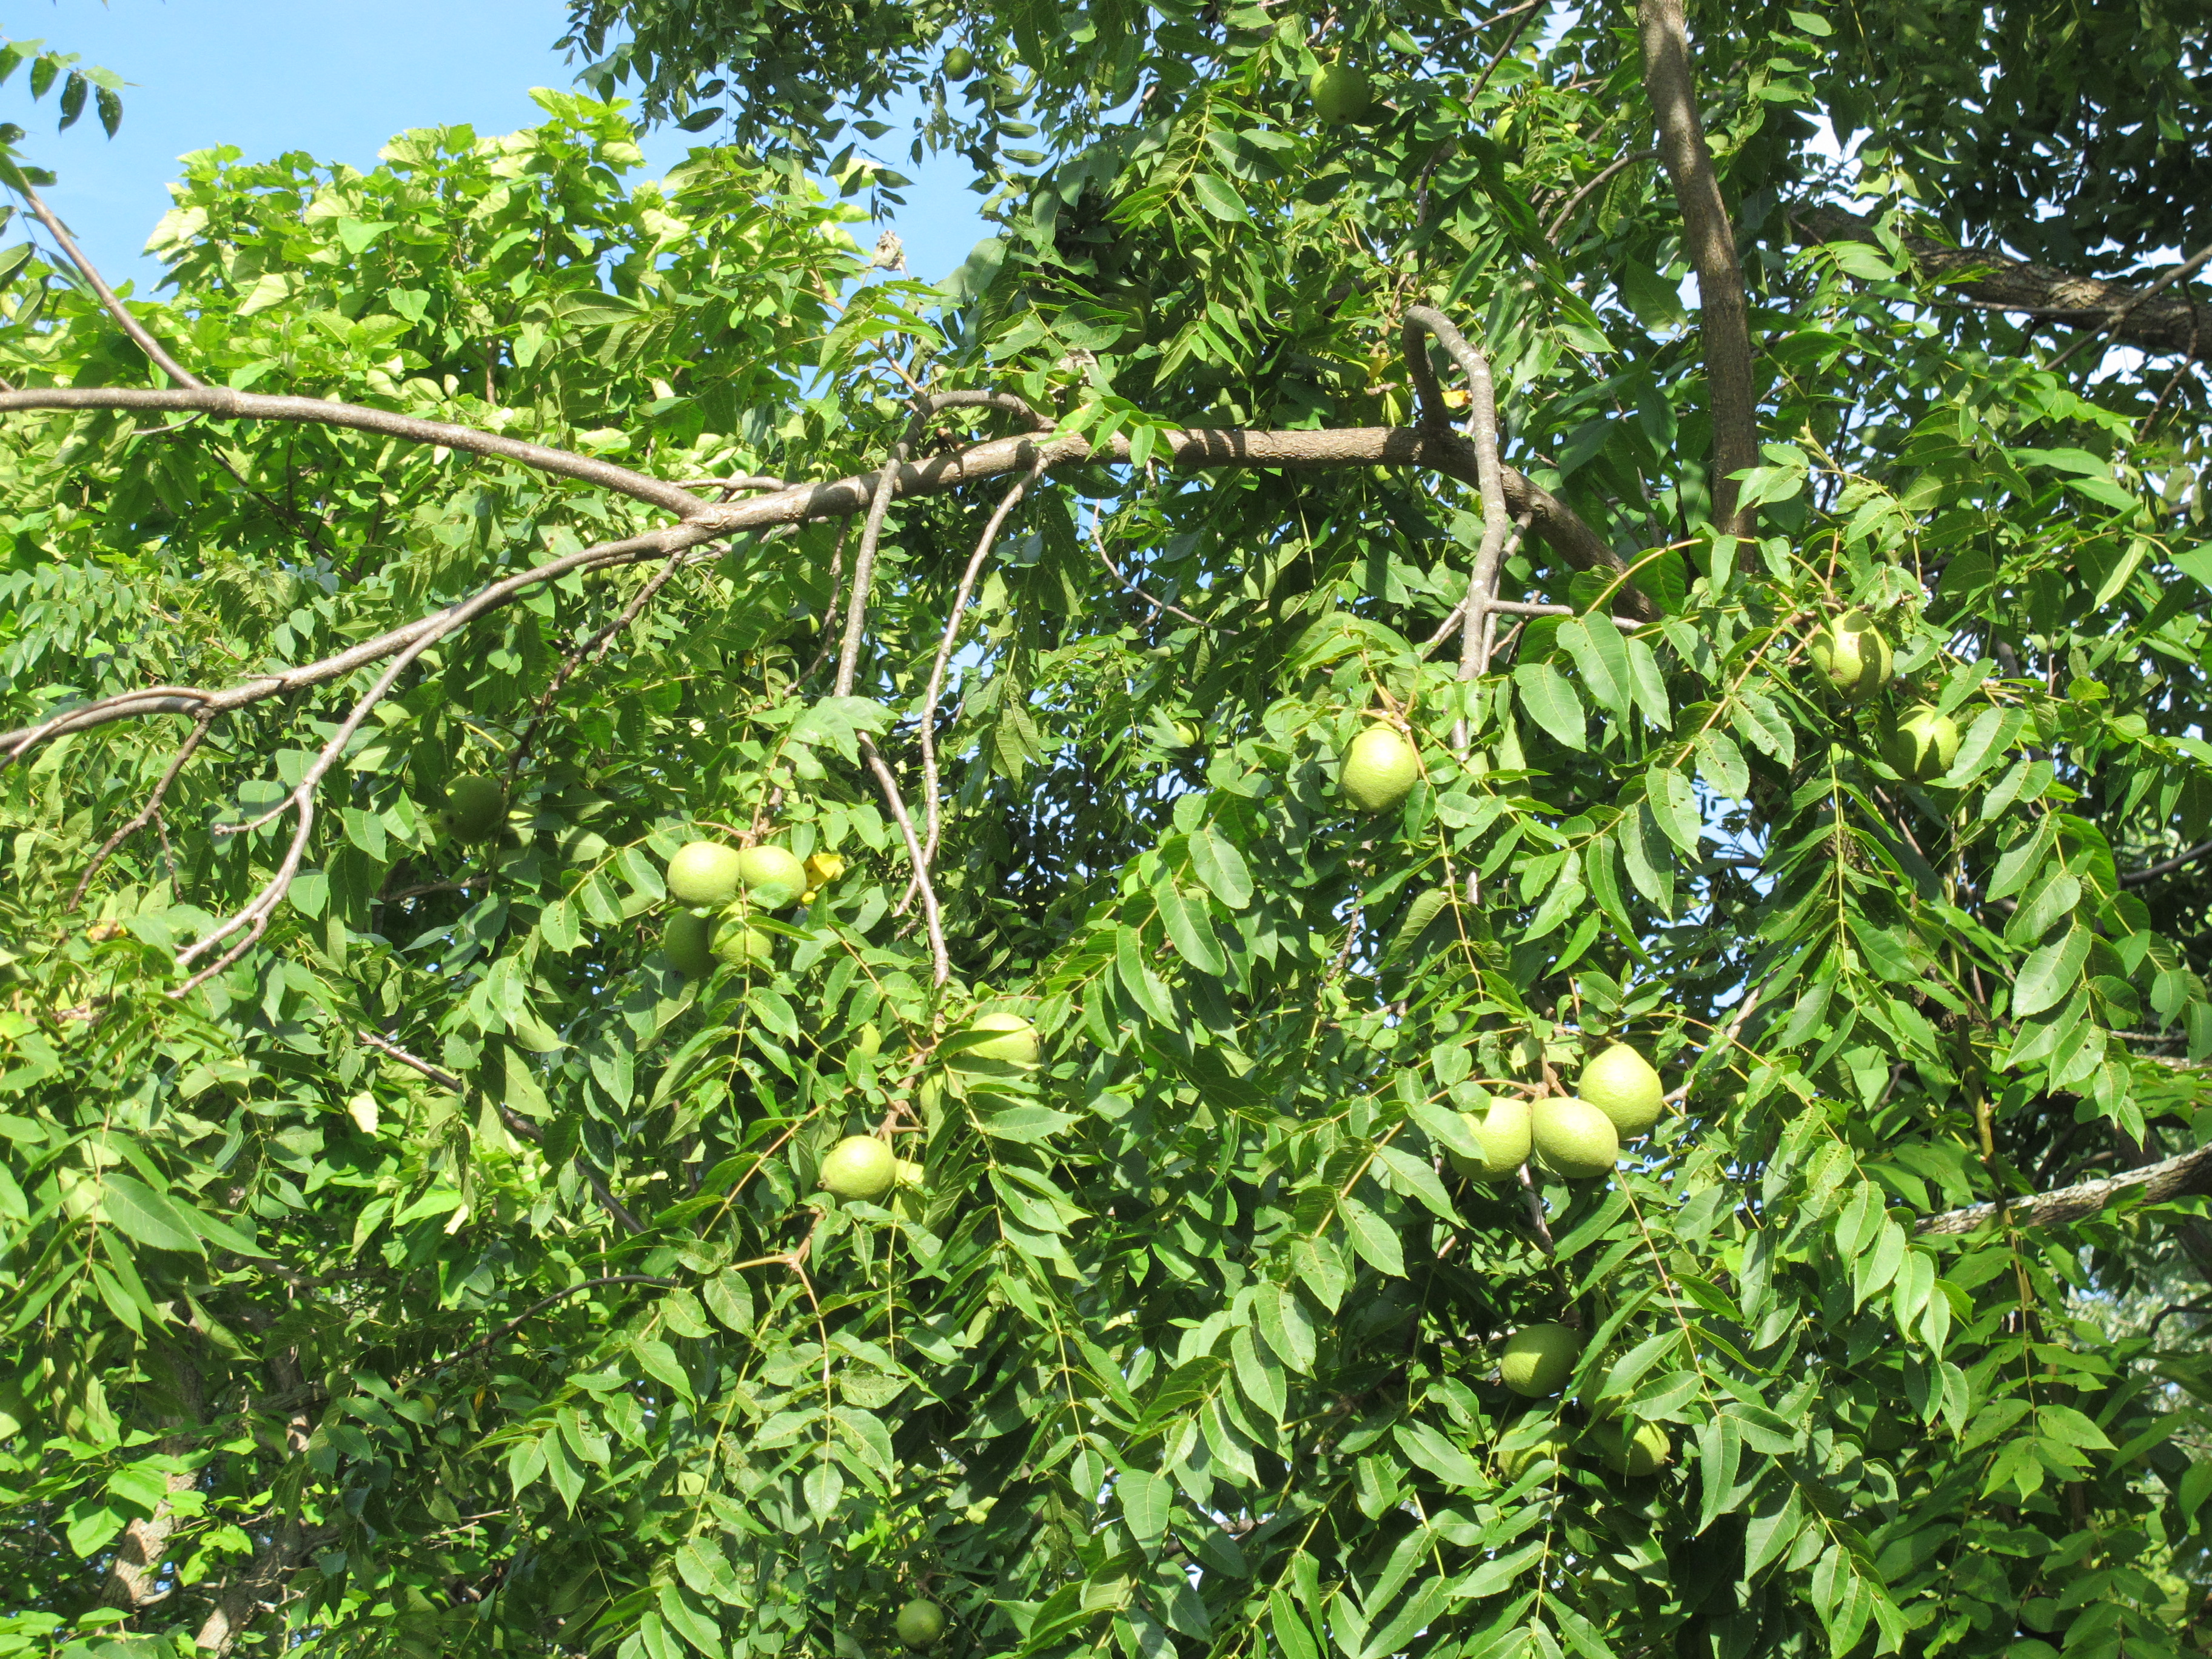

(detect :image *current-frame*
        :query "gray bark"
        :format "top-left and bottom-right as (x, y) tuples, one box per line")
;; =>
(1917, 1141), (2212, 1236)
(1793, 204), (2212, 360)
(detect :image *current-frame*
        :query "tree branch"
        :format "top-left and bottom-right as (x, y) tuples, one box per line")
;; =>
(1916, 1141), (2212, 1236)
(1638, 0), (1759, 538)
(15, 183), (204, 390)
(357, 1030), (645, 1235)
(917, 450), (1048, 874)
(1, 429), (1624, 770)
(71, 716), (212, 907)
(0, 386), (706, 515)
(1792, 203), (2212, 360)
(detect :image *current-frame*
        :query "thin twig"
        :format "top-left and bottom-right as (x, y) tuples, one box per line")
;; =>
(1466, 1), (1543, 104)
(1515, 1164), (1557, 1254)
(860, 736), (950, 985)
(431, 1275), (678, 1371)
(2122, 840), (2212, 885)
(917, 449), (1048, 872)
(507, 542), (703, 785)
(1093, 514), (1212, 629)
(1544, 147), (1660, 242)
(71, 718), (212, 907)
(15, 183), (204, 389)
(356, 1030), (645, 1235)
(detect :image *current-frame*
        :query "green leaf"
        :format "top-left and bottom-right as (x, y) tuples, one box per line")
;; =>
(2013, 925), (2091, 1018)
(1190, 827), (1252, 908)
(1119, 1467), (1171, 1538)
(1648, 767), (1703, 854)
(1513, 662), (1587, 750)
(98, 1175), (203, 1255)
(1189, 173), (1250, 223)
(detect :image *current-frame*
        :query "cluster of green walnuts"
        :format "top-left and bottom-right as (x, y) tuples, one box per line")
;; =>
(1338, 719), (1681, 1475)
(1810, 609), (1960, 780)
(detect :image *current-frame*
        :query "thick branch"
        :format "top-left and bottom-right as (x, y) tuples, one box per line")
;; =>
(1916, 1142), (2212, 1236)
(2, 427), (1624, 763)
(1793, 204), (2212, 360)
(0, 386), (706, 515)
(1638, 0), (1758, 538)
(692, 423), (1635, 609)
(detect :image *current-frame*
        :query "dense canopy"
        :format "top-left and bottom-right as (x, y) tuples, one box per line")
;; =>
(1, 5), (2209, 1659)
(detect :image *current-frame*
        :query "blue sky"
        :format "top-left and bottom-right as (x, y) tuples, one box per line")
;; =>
(3, 0), (987, 294)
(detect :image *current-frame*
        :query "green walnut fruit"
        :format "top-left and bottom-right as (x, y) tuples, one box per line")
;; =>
(1309, 63), (1373, 124)
(820, 1135), (896, 1201)
(441, 774), (506, 842)
(737, 843), (808, 908)
(1531, 1096), (1620, 1180)
(1587, 1418), (1672, 1477)
(894, 1158), (926, 1188)
(962, 1011), (1039, 1067)
(1500, 1323), (1583, 1398)
(1886, 705), (1960, 782)
(667, 840), (745, 908)
(941, 45), (974, 80)
(1809, 610), (1893, 703)
(1446, 1096), (1532, 1181)
(665, 911), (716, 979)
(711, 922), (773, 970)
(896, 1599), (948, 1651)
(1578, 1044), (1664, 1139)
(1341, 724), (1419, 812)
(1498, 1430), (1571, 1480)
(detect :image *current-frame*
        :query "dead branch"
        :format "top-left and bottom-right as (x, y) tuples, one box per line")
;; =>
(1403, 306), (1514, 758)
(1638, 0), (1758, 538)
(72, 717), (212, 907)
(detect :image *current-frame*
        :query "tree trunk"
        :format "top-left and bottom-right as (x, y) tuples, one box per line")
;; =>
(1638, 0), (1760, 539)
(99, 1349), (206, 1614)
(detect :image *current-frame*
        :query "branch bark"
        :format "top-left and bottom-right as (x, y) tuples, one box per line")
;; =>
(98, 1350), (204, 1613)
(1916, 1141), (2212, 1236)
(1792, 204), (2212, 359)
(1638, 0), (1759, 539)
(193, 1352), (327, 1658)
(2, 428), (1624, 757)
